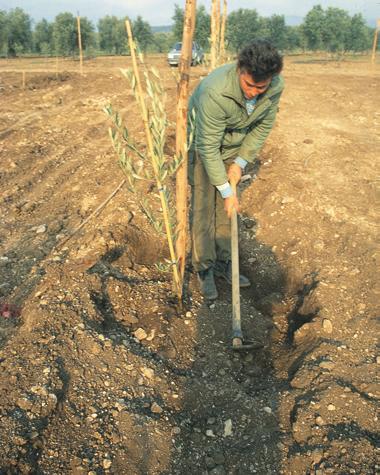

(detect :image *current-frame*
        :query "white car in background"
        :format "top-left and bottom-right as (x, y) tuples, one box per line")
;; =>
(167, 41), (204, 66)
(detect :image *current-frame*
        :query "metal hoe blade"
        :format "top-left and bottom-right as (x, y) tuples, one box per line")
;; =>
(232, 336), (263, 351)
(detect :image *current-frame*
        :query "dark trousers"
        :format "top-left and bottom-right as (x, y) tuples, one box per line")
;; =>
(190, 154), (233, 272)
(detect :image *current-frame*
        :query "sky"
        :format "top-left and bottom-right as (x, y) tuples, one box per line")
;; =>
(0, 0), (378, 27)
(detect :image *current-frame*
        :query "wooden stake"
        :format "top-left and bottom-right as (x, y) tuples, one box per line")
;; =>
(125, 19), (182, 299)
(210, 0), (219, 70)
(219, 0), (227, 63)
(216, 0), (221, 61)
(22, 70), (26, 89)
(77, 14), (83, 75)
(210, 0), (218, 71)
(371, 20), (380, 64)
(175, 0), (197, 284)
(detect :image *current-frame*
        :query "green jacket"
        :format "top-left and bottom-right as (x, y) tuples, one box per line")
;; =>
(189, 62), (284, 186)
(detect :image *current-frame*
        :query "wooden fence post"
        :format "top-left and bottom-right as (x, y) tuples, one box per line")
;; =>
(219, 0), (227, 63)
(210, 0), (219, 70)
(216, 0), (221, 61)
(175, 0), (197, 285)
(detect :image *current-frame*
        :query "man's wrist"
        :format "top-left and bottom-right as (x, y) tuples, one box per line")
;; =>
(216, 182), (233, 198)
(234, 156), (248, 169)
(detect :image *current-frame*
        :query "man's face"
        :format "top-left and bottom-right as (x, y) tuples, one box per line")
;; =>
(239, 71), (271, 100)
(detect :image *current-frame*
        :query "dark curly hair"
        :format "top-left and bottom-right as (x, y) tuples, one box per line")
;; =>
(237, 39), (283, 81)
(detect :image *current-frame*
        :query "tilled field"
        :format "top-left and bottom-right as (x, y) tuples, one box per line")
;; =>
(0, 55), (379, 474)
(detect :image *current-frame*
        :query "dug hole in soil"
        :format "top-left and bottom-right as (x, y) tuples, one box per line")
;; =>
(0, 56), (379, 474)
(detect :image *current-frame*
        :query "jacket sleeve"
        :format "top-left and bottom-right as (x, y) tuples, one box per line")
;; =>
(194, 88), (229, 186)
(238, 90), (283, 163)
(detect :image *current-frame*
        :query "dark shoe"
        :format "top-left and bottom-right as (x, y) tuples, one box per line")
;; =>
(214, 261), (251, 288)
(197, 268), (218, 300)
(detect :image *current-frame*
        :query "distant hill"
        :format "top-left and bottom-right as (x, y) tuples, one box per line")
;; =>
(152, 25), (172, 33)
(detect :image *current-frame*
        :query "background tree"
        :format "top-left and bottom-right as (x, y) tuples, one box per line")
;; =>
(33, 19), (53, 55)
(323, 7), (351, 53)
(0, 10), (7, 56)
(256, 16), (270, 39)
(172, 4), (184, 43)
(171, 4), (210, 49)
(53, 12), (77, 55)
(266, 14), (287, 50)
(302, 5), (325, 51)
(6, 8), (32, 56)
(53, 12), (94, 56)
(133, 16), (153, 52)
(0, 5), (373, 58)
(347, 13), (371, 52)
(226, 8), (260, 51)
(150, 32), (172, 53)
(98, 15), (127, 54)
(285, 25), (305, 51)
(193, 6), (210, 49)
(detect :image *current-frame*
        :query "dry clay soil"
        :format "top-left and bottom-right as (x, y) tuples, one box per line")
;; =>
(0, 56), (379, 475)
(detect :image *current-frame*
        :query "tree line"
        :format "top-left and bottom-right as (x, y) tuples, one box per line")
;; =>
(0, 5), (373, 58)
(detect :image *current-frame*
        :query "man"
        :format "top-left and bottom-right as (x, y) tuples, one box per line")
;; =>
(188, 39), (284, 300)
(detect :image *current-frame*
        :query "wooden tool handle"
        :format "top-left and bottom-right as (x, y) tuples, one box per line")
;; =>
(230, 181), (242, 338)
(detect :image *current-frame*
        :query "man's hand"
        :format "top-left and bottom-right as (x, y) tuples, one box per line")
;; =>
(224, 163), (242, 218)
(227, 163), (242, 187)
(224, 194), (240, 218)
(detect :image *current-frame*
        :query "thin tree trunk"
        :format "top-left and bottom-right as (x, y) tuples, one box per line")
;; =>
(219, 0), (227, 63)
(175, 0), (197, 286)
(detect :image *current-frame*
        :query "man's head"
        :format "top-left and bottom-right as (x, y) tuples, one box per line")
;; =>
(237, 39), (283, 99)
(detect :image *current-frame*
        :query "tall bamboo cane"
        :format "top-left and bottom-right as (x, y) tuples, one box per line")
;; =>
(125, 20), (181, 298)
(175, 0), (197, 286)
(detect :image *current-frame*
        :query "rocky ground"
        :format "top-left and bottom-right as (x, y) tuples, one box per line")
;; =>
(0, 55), (379, 474)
